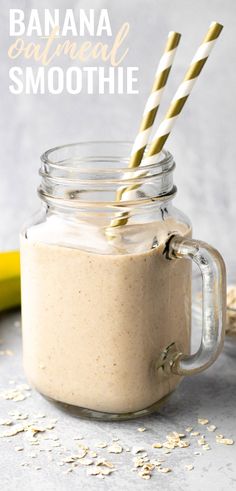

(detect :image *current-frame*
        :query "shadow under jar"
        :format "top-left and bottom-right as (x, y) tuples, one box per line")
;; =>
(20, 142), (226, 420)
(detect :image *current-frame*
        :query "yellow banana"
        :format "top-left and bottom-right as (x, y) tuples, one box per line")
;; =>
(0, 251), (21, 311)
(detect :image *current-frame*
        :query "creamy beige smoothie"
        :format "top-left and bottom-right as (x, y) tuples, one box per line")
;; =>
(20, 219), (191, 414)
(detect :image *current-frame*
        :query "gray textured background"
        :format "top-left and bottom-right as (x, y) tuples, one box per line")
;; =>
(1, 0), (236, 268)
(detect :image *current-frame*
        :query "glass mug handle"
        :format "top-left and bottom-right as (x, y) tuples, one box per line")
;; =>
(165, 235), (226, 376)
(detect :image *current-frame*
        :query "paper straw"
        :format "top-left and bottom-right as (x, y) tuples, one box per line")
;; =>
(144, 21), (223, 165)
(107, 21), (223, 234)
(129, 31), (181, 169)
(111, 31), (181, 217)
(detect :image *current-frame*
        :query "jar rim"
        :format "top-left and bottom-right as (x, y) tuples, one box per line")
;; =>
(39, 141), (176, 207)
(40, 141), (173, 176)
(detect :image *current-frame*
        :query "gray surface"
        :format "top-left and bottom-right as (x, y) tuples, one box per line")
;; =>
(0, 309), (236, 491)
(1, 0), (236, 267)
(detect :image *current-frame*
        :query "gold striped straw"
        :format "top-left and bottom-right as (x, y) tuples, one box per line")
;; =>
(144, 21), (223, 165)
(129, 30), (181, 169)
(107, 21), (223, 234)
(108, 31), (181, 230)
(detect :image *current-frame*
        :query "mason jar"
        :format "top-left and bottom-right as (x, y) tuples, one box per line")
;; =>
(20, 142), (226, 420)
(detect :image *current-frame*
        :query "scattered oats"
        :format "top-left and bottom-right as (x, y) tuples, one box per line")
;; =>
(167, 431), (182, 440)
(96, 459), (114, 468)
(19, 414), (30, 421)
(157, 458), (165, 463)
(63, 457), (74, 464)
(163, 442), (175, 449)
(216, 434), (224, 439)
(77, 443), (89, 452)
(143, 463), (155, 471)
(125, 448), (130, 452)
(29, 425), (47, 434)
(63, 455), (81, 464)
(79, 449), (89, 459)
(133, 457), (149, 468)
(185, 427), (193, 433)
(45, 424), (55, 430)
(202, 444), (211, 450)
(28, 452), (37, 458)
(0, 424), (25, 437)
(35, 467), (41, 471)
(33, 413), (46, 419)
(150, 459), (162, 466)
(107, 443), (123, 454)
(112, 437), (119, 441)
(207, 425), (217, 432)
(15, 446), (24, 451)
(9, 410), (28, 420)
(89, 451), (97, 458)
(95, 442), (107, 449)
(198, 418), (209, 425)
(194, 451), (201, 455)
(14, 395), (26, 402)
(87, 467), (101, 476)
(138, 472), (151, 480)
(137, 427), (146, 432)
(164, 450), (171, 454)
(178, 440), (190, 448)
(17, 384), (30, 391)
(158, 467), (172, 473)
(0, 418), (12, 426)
(185, 464), (194, 471)
(191, 431), (200, 436)
(131, 446), (146, 455)
(0, 387), (30, 402)
(78, 458), (93, 466)
(73, 436), (84, 441)
(198, 437), (206, 446)
(169, 432), (185, 438)
(133, 458), (144, 468)
(216, 436), (234, 445)
(162, 431), (189, 450)
(50, 442), (61, 447)
(152, 442), (163, 449)
(100, 468), (115, 476)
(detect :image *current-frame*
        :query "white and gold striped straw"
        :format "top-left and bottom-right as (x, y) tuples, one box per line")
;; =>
(144, 21), (223, 164)
(129, 30), (181, 169)
(107, 21), (223, 233)
(110, 31), (181, 226)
